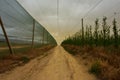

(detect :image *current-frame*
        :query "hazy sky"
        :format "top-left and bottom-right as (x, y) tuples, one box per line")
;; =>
(18, 0), (120, 44)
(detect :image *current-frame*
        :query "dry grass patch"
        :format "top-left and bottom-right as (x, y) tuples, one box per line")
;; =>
(62, 44), (120, 80)
(0, 45), (56, 74)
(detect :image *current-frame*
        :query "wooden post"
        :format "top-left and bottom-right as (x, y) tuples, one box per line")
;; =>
(81, 18), (84, 45)
(31, 19), (35, 48)
(0, 17), (13, 54)
(47, 32), (48, 44)
(42, 28), (44, 45)
(39, 39), (42, 45)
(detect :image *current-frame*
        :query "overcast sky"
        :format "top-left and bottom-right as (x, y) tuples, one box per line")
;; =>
(18, 0), (120, 44)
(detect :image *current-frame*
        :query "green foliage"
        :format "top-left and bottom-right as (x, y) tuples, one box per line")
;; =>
(94, 19), (99, 46)
(89, 61), (101, 75)
(62, 17), (120, 47)
(63, 46), (76, 55)
(20, 56), (30, 63)
(113, 19), (118, 47)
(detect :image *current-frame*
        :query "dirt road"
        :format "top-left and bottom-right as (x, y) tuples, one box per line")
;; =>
(0, 46), (97, 80)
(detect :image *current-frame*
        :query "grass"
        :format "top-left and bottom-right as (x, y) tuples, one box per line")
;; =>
(0, 50), (10, 59)
(89, 61), (101, 76)
(0, 42), (48, 59)
(0, 47), (30, 59)
(0, 45), (56, 73)
(0, 42), (30, 47)
(20, 56), (30, 63)
(63, 46), (76, 55)
(0, 41), (31, 58)
(62, 44), (120, 80)
(13, 47), (30, 54)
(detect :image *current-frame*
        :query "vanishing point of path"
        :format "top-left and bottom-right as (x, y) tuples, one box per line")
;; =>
(0, 46), (98, 80)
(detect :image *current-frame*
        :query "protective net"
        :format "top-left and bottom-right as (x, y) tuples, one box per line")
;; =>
(0, 0), (57, 56)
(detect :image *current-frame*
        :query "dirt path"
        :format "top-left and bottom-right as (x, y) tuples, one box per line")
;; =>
(0, 46), (98, 80)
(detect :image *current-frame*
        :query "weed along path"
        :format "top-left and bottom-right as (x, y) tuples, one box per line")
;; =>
(0, 46), (97, 80)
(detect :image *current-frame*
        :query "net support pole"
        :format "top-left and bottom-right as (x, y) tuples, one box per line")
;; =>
(46, 32), (48, 44)
(81, 18), (84, 45)
(42, 28), (44, 45)
(0, 17), (14, 54)
(31, 19), (35, 49)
